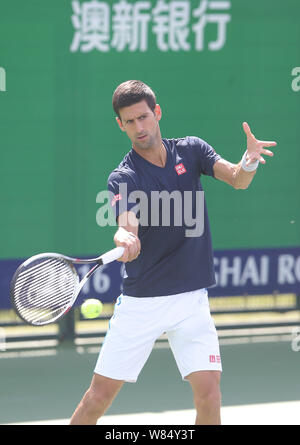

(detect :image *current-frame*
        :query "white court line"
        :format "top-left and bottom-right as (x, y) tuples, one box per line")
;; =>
(4, 400), (300, 425)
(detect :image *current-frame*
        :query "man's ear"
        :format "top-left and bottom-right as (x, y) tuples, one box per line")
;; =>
(155, 104), (162, 122)
(116, 116), (126, 132)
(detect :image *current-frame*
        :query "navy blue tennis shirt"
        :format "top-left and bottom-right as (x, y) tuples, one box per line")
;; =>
(107, 136), (221, 297)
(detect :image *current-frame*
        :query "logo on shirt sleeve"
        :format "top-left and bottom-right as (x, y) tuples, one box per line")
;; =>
(175, 163), (187, 175)
(111, 193), (122, 206)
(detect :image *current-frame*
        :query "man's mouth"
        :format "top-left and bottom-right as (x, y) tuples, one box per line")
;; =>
(137, 134), (147, 140)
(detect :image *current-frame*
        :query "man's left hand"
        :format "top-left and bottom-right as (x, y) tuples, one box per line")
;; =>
(242, 122), (277, 166)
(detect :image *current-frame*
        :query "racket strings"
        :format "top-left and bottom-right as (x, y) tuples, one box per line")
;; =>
(15, 262), (66, 295)
(12, 257), (78, 325)
(14, 261), (72, 305)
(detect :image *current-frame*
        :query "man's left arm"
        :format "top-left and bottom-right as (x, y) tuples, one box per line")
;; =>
(213, 122), (277, 189)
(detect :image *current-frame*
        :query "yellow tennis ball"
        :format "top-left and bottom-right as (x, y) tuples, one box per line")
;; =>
(81, 299), (103, 319)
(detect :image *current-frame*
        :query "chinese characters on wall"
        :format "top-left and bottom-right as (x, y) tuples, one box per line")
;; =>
(70, 0), (231, 52)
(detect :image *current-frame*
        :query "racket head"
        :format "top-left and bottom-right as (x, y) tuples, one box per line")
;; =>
(10, 253), (80, 326)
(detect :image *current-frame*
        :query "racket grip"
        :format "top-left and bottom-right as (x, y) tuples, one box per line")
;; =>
(100, 246), (125, 264)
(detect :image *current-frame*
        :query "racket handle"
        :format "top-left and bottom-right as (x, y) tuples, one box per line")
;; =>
(100, 246), (125, 264)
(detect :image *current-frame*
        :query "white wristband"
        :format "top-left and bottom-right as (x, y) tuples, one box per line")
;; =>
(241, 151), (259, 172)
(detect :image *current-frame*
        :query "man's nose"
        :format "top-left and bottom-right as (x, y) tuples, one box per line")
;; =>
(135, 120), (144, 133)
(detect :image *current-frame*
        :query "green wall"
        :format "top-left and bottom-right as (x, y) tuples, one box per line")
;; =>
(0, 0), (299, 259)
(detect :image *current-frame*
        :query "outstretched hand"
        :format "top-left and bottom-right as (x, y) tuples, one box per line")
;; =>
(242, 122), (277, 166)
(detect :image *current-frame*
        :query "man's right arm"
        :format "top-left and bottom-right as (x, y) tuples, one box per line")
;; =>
(114, 211), (141, 263)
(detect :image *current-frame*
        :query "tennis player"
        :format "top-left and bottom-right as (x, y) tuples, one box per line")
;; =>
(70, 80), (276, 425)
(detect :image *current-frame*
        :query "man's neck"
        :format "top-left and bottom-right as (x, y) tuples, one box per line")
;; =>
(132, 140), (167, 168)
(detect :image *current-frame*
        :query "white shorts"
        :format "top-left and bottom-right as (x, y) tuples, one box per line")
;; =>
(94, 288), (222, 382)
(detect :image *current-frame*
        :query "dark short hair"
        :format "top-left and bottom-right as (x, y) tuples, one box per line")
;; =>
(112, 80), (156, 119)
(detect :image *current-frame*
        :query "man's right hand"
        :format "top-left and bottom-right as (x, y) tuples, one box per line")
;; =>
(114, 212), (141, 262)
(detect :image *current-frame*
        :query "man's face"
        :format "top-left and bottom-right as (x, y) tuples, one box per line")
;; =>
(116, 100), (162, 151)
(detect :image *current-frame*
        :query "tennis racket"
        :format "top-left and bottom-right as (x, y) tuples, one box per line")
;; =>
(10, 246), (124, 326)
